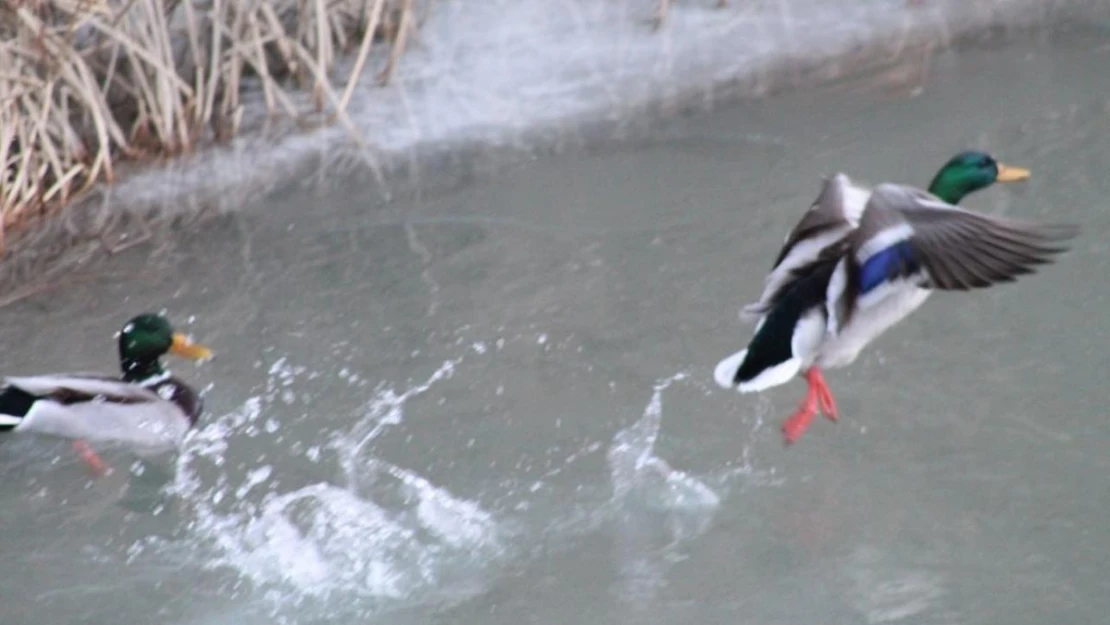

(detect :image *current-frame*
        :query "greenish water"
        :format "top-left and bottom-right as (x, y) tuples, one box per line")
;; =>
(0, 25), (1108, 625)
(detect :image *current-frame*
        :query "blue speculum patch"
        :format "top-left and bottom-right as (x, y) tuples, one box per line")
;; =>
(859, 241), (916, 294)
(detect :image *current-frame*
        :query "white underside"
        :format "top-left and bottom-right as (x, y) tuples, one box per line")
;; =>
(5, 375), (190, 452)
(818, 278), (932, 369)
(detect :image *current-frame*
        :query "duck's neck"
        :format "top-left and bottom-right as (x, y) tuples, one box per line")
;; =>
(121, 358), (165, 383)
(927, 175), (979, 205)
(928, 188), (965, 205)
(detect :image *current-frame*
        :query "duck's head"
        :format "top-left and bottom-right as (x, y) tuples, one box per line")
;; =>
(118, 313), (212, 382)
(926, 151), (1030, 205)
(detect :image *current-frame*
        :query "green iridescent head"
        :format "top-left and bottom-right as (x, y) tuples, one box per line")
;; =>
(926, 151), (1030, 205)
(118, 313), (212, 381)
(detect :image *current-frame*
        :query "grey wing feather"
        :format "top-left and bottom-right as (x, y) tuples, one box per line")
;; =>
(770, 173), (860, 269)
(5, 374), (162, 403)
(742, 174), (867, 322)
(864, 184), (1080, 292)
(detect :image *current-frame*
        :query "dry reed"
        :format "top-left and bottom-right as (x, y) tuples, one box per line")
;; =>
(0, 0), (421, 254)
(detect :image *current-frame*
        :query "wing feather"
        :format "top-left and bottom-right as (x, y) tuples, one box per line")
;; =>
(743, 174), (867, 321)
(855, 184), (1079, 292)
(5, 374), (162, 404)
(770, 173), (863, 269)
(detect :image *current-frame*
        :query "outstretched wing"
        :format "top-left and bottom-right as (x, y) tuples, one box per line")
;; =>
(849, 183), (1079, 293)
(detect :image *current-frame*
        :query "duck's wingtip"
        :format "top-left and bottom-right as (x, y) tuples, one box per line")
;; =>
(1044, 222), (1082, 242)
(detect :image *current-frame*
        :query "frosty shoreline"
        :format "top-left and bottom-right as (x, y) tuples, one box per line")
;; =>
(0, 0), (1102, 292)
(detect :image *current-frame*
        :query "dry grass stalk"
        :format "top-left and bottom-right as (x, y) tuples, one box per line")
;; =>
(1, 0), (421, 254)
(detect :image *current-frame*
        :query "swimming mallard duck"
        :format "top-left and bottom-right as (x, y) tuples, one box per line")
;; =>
(0, 313), (212, 473)
(714, 151), (1079, 444)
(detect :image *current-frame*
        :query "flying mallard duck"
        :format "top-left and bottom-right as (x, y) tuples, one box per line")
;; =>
(713, 151), (1079, 444)
(0, 313), (212, 474)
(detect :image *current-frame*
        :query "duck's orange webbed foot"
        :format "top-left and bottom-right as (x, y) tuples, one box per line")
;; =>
(782, 368), (839, 445)
(72, 440), (108, 477)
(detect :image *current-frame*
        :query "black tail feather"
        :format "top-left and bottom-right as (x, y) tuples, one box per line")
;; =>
(0, 385), (38, 431)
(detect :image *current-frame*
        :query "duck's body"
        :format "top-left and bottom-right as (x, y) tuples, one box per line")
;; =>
(0, 371), (202, 450)
(727, 176), (940, 388)
(0, 314), (212, 473)
(715, 153), (1079, 443)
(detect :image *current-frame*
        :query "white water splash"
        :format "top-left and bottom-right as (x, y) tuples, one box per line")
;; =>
(132, 337), (775, 621)
(164, 356), (505, 619)
(334, 358), (460, 494)
(606, 373), (722, 606)
(608, 373), (721, 528)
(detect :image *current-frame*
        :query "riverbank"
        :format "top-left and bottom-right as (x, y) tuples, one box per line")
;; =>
(0, 0), (1105, 299)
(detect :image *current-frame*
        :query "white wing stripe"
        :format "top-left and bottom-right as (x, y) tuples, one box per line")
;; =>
(824, 258), (849, 334)
(856, 223), (914, 263)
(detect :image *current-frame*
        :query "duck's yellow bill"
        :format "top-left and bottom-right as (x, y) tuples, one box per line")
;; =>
(995, 163), (1031, 182)
(171, 333), (213, 361)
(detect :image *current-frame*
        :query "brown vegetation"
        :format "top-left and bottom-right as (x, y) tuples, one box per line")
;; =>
(0, 0), (421, 253)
